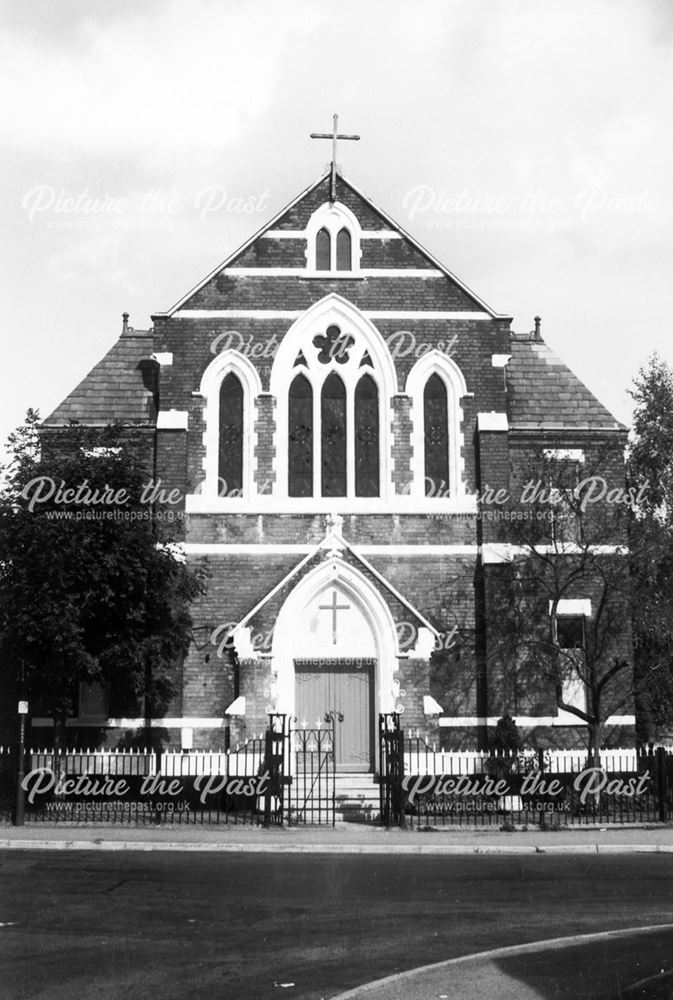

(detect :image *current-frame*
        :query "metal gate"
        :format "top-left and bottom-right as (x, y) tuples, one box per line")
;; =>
(286, 713), (337, 825)
(262, 712), (338, 825)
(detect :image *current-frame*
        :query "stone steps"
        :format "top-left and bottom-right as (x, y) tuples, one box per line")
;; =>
(334, 772), (380, 823)
(287, 772), (381, 823)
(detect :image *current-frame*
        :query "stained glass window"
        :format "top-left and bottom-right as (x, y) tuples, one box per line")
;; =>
(355, 374), (379, 497)
(424, 373), (449, 497)
(219, 372), (243, 495)
(288, 374), (313, 497)
(321, 372), (347, 496)
(336, 228), (352, 271)
(316, 227), (331, 271)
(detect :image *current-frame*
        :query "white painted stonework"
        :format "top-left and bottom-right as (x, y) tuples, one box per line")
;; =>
(270, 556), (399, 722)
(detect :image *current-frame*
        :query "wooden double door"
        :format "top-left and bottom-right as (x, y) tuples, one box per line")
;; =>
(294, 658), (376, 772)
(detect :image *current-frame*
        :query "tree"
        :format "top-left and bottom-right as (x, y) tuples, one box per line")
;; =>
(628, 354), (673, 741)
(629, 354), (673, 517)
(485, 440), (634, 764)
(0, 411), (207, 748)
(491, 715), (520, 753)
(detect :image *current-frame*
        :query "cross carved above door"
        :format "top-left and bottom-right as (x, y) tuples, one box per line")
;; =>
(318, 589), (351, 645)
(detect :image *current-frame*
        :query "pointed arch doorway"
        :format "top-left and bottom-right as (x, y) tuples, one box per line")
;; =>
(272, 559), (398, 774)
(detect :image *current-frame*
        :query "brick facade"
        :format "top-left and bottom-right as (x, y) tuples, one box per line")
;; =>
(41, 169), (635, 759)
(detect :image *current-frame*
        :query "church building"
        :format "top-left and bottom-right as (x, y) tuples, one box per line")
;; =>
(45, 128), (635, 761)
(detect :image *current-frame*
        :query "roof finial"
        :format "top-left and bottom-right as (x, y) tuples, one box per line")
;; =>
(534, 315), (541, 341)
(310, 113), (360, 202)
(122, 311), (130, 334)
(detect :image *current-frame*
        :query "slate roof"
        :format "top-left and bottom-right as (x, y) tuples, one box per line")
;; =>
(44, 330), (157, 426)
(507, 335), (624, 431)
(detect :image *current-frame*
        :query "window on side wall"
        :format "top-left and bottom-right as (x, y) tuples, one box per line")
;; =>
(554, 612), (588, 713)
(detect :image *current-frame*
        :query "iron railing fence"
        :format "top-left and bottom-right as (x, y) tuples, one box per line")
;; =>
(0, 733), (282, 826)
(0, 712), (336, 827)
(379, 717), (673, 829)
(3, 722), (672, 829)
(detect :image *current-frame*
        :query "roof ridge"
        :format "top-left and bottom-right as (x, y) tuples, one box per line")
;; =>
(160, 171), (331, 317)
(338, 173), (508, 319)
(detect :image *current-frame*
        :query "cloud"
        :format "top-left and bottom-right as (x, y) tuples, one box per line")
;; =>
(0, 0), (327, 158)
(46, 230), (132, 289)
(1, 0), (672, 445)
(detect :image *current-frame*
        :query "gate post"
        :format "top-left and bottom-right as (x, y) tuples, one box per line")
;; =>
(656, 746), (669, 823)
(379, 712), (405, 827)
(328, 711), (337, 828)
(14, 704), (27, 827)
(264, 714), (287, 827)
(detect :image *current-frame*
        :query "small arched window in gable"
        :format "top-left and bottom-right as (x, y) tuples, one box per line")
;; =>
(306, 204), (361, 274)
(423, 373), (449, 497)
(316, 228), (331, 271)
(321, 372), (347, 497)
(288, 374), (313, 497)
(219, 372), (244, 495)
(355, 374), (379, 497)
(336, 228), (352, 271)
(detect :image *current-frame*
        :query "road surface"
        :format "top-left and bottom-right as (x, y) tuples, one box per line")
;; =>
(1, 850), (672, 999)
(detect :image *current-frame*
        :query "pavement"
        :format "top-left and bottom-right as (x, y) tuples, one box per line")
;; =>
(2, 819), (673, 853)
(330, 924), (673, 1000)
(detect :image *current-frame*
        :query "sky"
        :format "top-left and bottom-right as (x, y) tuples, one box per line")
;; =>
(1, 0), (672, 450)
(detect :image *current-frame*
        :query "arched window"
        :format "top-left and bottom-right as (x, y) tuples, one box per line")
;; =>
(321, 372), (347, 497)
(288, 374), (313, 497)
(405, 351), (467, 501)
(316, 228), (331, 271)
(305, 205), (361, 274)
(272, 296), (397, 503)
(423, 373), (449, 497)
(197, 349), (262, 503)
(336, 228), (352, 271)
(355, 374), (379, 497)
(219, 372), (243, 495)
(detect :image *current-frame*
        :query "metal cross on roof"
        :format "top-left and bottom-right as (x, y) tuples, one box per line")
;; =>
(310, 113), (360, 202)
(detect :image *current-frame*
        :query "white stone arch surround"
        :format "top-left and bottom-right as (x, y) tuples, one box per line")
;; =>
(405, 349), (468, 500)
(199, 349), (262, 498)
(305, 202), (362, 273)
(270, 557), (399, 724)
(271, 294), (397, 503)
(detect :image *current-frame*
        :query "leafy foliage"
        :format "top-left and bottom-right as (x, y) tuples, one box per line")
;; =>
(629, 354), (673, 518)
(0, 413), (207, 731)
(491, 715), (521, 752)
(628, 354), (673, 738)
(487, 439), (632, 760)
